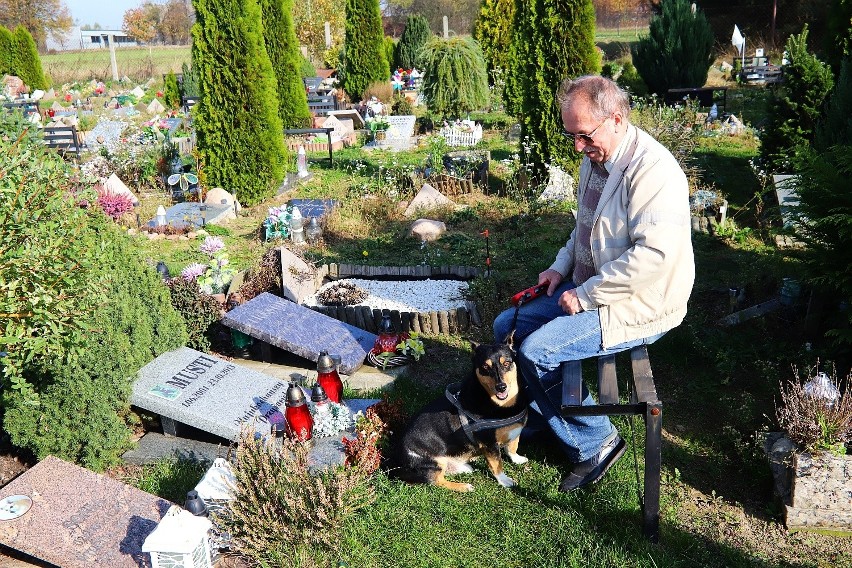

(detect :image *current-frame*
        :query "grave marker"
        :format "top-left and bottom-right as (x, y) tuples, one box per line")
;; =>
(221, 292), (376, 374)
(0, 456), (170, 568)
(385, 115), (416, 140)
(280, 247), (323, 303)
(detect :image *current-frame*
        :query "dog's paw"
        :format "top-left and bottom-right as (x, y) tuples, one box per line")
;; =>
(461, 483), (475, 492)
(495, 473), (516, 488)
(507, 452), (528, 465)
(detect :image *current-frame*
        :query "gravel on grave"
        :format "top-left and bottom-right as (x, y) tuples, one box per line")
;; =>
(303, 278), (469, 313)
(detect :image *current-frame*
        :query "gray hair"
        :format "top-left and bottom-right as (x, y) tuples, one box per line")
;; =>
(557, 75), (631, 121)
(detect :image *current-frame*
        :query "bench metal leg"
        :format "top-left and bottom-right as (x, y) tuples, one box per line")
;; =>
(161, 416), (179, 437)
(643, 401), (662, 543)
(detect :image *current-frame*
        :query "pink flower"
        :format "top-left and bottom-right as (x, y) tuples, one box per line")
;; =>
(199, 236), (225, 257)
(181, 263), (207, 281)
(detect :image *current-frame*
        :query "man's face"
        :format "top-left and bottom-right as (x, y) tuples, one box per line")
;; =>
(561, 98), (622, 164)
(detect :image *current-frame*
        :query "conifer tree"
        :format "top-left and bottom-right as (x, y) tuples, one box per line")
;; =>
(341, 0), (388, 101)
(0, 26), (13, 76)
(815, 56), (852, 151)
(630, 0), (714, 95)
(760, 26), (834, 172)
(395, 14), (431, 70)
(506, 0), (599, 173)
(420, 36), (489, 119)
(163, 71), (181, 109)
(191, 0), (286, 206)
(473, 0), (515, 84)
(259, 0), (311, 129)
(12, 26), (47, 90)
(824, 0), (852, 73)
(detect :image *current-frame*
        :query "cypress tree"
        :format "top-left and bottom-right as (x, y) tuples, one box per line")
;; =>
(507, 0), (599, 173)
(824, 0), (852, 73)
(180, 62), (200, 98)
(12, 26), (47, 91)
(473, 0), (515, 84)
(341, 0), (388, 101)
(384, 36), (396, 72)
(420, 36), (489, 119)
(191, 0), (286, 206)
(0, 26), (13, 76)
(395, 15), (431, 70)
(815, 56), (852, 151)
(760, 26), (834, 172)
(630, 0), (714, 95)
(163, 71), (181, 109)
(259, 0), (311, 129)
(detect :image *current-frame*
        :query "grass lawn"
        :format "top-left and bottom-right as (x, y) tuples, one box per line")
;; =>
(41, 46), (191, 85)
(116, 101), (852, 566)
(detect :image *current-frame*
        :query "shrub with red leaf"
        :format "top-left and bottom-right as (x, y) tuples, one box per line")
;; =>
(342, 407), (387, 474)
(96, 187), (134, 221)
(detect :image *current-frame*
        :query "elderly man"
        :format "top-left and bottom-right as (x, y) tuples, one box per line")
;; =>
(493, 75), (694, 491)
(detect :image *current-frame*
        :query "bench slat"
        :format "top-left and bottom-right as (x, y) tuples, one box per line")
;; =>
(630, 345), (658, 403)
(561, 360), (583, 406)
(597, 354), (619, 404)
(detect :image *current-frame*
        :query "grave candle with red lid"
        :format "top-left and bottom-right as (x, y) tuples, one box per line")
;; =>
(316, 351), (343, 403)
(285, 382), (313, 441)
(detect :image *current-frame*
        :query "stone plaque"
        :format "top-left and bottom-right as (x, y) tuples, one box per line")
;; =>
(221, 292), (376, 374)
(287, 198), (337, 220)
(0, 456), (170, 568)
(280, 247), (322, 303)
(132, 347), (293, 440)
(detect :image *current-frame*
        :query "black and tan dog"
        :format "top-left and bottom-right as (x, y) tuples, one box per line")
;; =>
(390, 336), (528, 492)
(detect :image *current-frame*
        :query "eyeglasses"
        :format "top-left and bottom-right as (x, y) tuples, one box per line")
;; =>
(561, 116), (610, 145)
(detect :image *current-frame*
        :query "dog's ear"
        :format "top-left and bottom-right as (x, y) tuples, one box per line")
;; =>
(502, 329), (516, 351)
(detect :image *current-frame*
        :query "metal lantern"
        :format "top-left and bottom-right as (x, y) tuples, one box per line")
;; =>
(142, 505), (213, 568)
(316, 351), (344, 403)
(285, 382), (314, 441)
(184, 490), (208, 517)
(311, 382), (329, 405)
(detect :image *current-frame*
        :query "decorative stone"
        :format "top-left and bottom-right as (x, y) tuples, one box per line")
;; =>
(326, 109), (365, 129)
(404, 183), (454, 217)
(539, 164), (575, 203)
(102, 173), (139, 206)
(279, 246), (322, 303)
(147, 99), (165, 114)
(204, 187), (237, 209)
(121, 432), (229, 466)
(0, 456), (170, 568)
(221, 292), (377, 374)
(409, 218), (446, 242)
(132, 347), (294, 440)
(130, 86), (146, 98)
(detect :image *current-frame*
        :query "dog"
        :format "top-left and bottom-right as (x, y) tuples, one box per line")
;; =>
(390, 336), (528, 492)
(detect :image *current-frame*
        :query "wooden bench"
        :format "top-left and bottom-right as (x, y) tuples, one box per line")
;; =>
(307, 94), (338, 117)
(284, 127), (336, 164)
(181, 95), (199, 113)
(43, 125), (83, 160)
(664, 86), (727, 113)
(561, 345), (662, 542)
(2, 100), (40, 119)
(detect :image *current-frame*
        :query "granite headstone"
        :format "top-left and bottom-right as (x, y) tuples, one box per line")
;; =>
(0, 456), (170, 568)
(132, 347), (295, 440)
(221, 292), (376, 374)
(286, 198), (337, 220)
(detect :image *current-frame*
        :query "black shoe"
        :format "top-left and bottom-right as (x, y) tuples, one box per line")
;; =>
(558, 433), (626, 492)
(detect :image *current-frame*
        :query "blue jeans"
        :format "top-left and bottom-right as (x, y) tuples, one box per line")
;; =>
(493, 281), (663, 462)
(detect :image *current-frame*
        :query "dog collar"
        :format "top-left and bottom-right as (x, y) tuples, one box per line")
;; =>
(445, 382), (528, 445)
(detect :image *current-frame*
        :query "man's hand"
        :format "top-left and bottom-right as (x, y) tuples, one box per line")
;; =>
(539, 269), (564, 296)
(559, 288), (583, 315)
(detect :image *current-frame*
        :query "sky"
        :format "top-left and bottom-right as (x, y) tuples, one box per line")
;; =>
(64, 0), (142, 30)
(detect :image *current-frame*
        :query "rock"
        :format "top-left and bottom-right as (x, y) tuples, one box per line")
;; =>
(147, 99), (165, 114)
(204, 187), (237, 209)
(404, 183), (454, 217)
(409, 218), (446, 242)
(96, 135), (105, 144)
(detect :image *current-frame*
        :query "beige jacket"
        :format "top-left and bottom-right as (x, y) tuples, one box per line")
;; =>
(549, 124), (695, 348)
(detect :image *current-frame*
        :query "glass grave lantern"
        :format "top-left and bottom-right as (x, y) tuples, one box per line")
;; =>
(316, 351), (344, 403)
(285, 382), (314, 441)
(142, 505), (213, 568)
(373, 312), (403, 355)
(289, 206), (305, 245)
(305, 216), (322, 244)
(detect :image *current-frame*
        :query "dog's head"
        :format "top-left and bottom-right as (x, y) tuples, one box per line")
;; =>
(470, 333), (519, 406)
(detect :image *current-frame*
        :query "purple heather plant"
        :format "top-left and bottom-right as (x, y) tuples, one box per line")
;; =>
(96, 188), (134, 221)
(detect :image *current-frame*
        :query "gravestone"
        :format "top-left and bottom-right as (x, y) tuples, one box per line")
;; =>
(539, 164), (575, 203)
(385, 115), (416, 140)
(287, 198), (337, 220)
(102, 173), (139, 206)
(132, 347), (295, 440)
(221, 292), (376, 374)
(319, 114), (352, 141)
(130, 86), (145, 98)
(327, 109), (365, 129)
(0, 456), (170, 568)
(280, 246), (323, 303)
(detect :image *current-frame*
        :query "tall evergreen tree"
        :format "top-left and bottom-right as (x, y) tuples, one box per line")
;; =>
(506, 0), (599, 173)
(473, 0), (515, 84)
(395, 14), (431, 70)
(630, 0), (714, 95)
(824, 0), (852, 73)
(420, 36), (489, 118)
(0, 26), (13, 76)
(191, 0), (286, 206)
(760, 26), (834, 172)
(341, 0), (388, 101)
(259, 0), (311, 129)
(815, 56), (852, 151)
(12, 25), (46, 90)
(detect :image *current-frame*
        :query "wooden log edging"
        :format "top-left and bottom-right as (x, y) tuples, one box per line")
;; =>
(324, 263), (481, 281)
(308, 303), (478, 335)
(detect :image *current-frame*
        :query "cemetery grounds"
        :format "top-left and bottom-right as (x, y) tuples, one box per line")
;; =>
(3, 59), (852, 567)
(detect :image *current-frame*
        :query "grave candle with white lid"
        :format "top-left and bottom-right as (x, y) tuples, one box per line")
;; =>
(142, 505), (213, 568)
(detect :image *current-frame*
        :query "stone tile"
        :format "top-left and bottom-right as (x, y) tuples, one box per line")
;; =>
(279, 247), (322, 303)
(132, 347), (294, 441)
(221, 293), (376, 374)
(121, 432), (230, 466)
(0, 456), (170, 568)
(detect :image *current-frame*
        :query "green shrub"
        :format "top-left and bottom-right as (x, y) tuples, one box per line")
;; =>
(383, 36), (396, 72)
(395, 14), (431, 70)
(814, 55), (852, 151)
(0, 26), (13, 76)
(191, 0), (286, 206)
(391, 93), (413, 116)
(299, 53), (316, 78)
(163, 71), (181, 109)
(341, 0), (389, 102)
(1, 155), (187, 469)
(824, 0), (852, 72)
(473, 0), (514, 85)
(616, 60), (648, 97)
(0, 108), (41, 145)
(12, 25), (47, 90)
(180, 62), (200, 98)
(420, 36), (489, 119)
(362, 80), (393, 103)
(760, 26), (834, 172)
(166, 277), (223, 351)
(260, 0), (312, 129)
(631, 0), (714, 95)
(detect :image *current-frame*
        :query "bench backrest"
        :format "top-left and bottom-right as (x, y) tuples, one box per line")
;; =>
(43, 125), (82, 159)
(307, 95), (337, 116)
(182, 96), (199, 112)
(3, 100), (40, 118)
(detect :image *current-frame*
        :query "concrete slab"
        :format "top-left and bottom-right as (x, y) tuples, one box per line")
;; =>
(121, 432), (230, 466)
